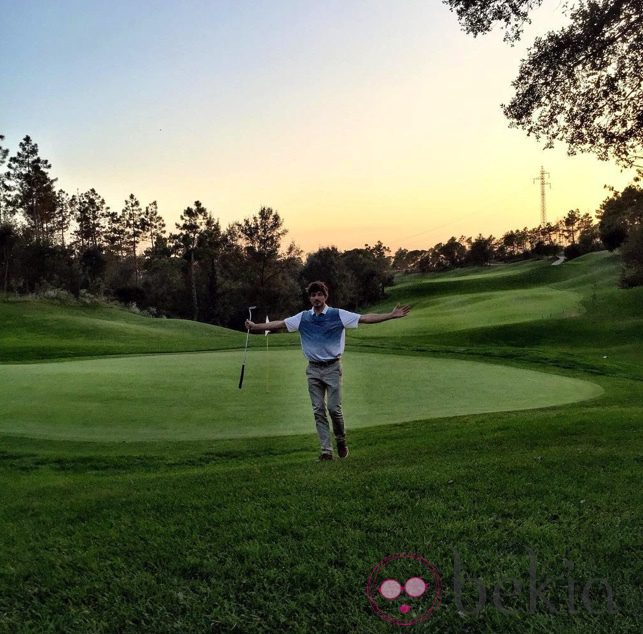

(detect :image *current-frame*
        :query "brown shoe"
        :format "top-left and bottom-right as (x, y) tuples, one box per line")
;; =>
(337, 440), (349, 458)
(318, 452), (334, 461)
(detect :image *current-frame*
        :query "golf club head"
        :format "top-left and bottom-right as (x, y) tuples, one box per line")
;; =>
(248, 305), (257, 319)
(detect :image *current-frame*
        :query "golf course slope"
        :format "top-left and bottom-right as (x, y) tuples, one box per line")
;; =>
(0, 299), (240, 361)
(0, 251), (640, 633)
(354, 251), (642, 379)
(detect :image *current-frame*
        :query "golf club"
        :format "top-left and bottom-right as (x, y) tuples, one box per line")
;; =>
(238, 306), (256, 388)
(265, 314), (270, 393)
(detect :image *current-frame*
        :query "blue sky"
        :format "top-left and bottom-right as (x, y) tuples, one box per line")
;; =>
(1, 1), (635, 252)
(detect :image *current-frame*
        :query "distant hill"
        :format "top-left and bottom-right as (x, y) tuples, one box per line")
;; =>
(0, 300), (242, 362)
(352, 252), (642, 379)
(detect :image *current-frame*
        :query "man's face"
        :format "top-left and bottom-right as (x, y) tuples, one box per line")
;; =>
(309, 290), (327, 309)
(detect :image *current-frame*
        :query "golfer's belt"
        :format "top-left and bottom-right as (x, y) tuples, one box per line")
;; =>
(308, 358), (341, 367)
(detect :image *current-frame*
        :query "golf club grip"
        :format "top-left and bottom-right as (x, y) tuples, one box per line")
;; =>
(238, 364), (245, 389)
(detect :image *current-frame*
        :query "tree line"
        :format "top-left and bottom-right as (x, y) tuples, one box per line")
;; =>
(0, 133), (640, 329)
(392, 193), (642, 287)
(0, 135), (398, 325)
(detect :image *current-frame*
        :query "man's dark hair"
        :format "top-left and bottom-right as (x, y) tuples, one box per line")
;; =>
(306, 281), (329, 297)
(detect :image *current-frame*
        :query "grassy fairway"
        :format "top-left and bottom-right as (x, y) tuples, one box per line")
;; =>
(353, 252), (642, 379)
(0, 350), (602, 441)
(0, 252), (640, 633)
(0, 299), (241, 361)
(359, 286), (583, 335)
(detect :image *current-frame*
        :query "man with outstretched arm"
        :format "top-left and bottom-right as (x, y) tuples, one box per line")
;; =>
(245, 281), (411, 461)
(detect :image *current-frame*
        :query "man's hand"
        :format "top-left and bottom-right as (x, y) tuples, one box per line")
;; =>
(245, 319), (255, 331)
(391, 304), (411, 318)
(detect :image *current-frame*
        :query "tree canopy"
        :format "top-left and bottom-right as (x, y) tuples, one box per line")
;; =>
(444, 0), (643, 170)
(597, 184), (643, 250)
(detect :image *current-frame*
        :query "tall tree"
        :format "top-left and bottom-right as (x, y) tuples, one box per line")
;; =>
(0, 134), (11, 223)
(577, 212), (595, 237)
(540, 222), (559, 246)
(52, 189), (73, 247)
(235, 206), (288, 290)
(6, 136), (57, 240)
(195, 213), (226, 322)
(174, 200), (209, 320)
(80, 246), (107, 293)
(0, 222), (18, 294)
(103, 210), (127, 257)
(514, 228), (529, 254)
(140, 201), (166, 251)
(501, 230), (518, 257)
(577, 222), (601, 255)
(562, 209), (582, 245)
(121, 194), (145, 284)
(445, 0), (643, 170)
(73, 189), (107, 250)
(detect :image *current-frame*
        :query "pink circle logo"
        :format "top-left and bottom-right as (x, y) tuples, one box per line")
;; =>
(365, 553), (442, 626)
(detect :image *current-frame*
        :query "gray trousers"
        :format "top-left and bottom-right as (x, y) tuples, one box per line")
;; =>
(306, 360), (346, 454)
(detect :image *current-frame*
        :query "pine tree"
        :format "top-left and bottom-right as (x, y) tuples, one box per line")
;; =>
(103, 210), (127, 257)
(73, 189), (107, 250)
(0, 134), (11, 223)
(174, 201), (209, 320)
(52, 189), (73, 247)
(141, 201), (166, 251)
(6, 135), (57, 241)
(121, 194), (145, 284)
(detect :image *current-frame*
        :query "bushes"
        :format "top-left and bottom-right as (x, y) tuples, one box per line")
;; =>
(113, 285), (146, 306)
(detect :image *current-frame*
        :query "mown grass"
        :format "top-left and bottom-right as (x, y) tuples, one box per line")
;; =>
(354, 252), (642, 380)
(0, 300), (241, 362)
(0, 252), (641, 633)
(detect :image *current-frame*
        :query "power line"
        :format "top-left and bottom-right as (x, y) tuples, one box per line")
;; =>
(397, 209), (491, 245)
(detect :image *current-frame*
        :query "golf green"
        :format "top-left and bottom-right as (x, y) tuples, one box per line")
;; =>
(0, 350), (603, 441)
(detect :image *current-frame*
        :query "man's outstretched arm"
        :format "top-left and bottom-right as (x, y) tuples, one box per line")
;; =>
(245, 319), (287, 333)
(359, 304), (411, 324)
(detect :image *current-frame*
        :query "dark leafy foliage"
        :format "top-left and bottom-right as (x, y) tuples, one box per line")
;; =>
(619, 223), (643, 287)
(443, 0), (544, 43)
(597, 185), (643, 250)
(446, 1), (643, 169)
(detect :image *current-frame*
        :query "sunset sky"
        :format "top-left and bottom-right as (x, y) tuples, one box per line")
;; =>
(1, 0), (636, 254)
